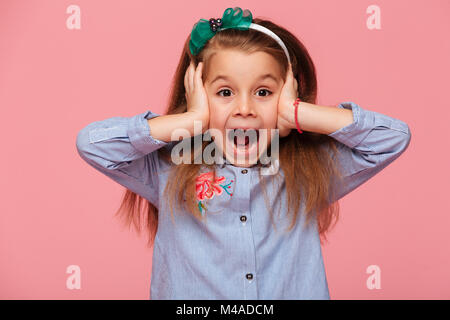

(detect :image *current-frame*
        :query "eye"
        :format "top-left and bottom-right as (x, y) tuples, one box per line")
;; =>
(217, 89), (233, 97)
(256, 89), (272, 97)
(216, 88), (273, 97)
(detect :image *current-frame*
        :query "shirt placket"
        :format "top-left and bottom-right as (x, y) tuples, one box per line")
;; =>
(232, 166), (258, 300)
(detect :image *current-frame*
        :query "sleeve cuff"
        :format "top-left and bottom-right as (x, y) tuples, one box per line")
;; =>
(127, 110), (168, 155)
(327, 101), (374, 149)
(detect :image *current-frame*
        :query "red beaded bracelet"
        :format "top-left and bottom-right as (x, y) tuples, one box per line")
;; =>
(293, 97), (303, 134)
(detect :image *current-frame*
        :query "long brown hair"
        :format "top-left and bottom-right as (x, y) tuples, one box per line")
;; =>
(114, 17), (344, 248)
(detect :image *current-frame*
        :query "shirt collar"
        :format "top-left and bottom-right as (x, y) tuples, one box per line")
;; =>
(218, 157), (277, 170)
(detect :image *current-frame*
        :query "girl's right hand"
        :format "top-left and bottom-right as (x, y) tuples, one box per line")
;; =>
(184, 60), (210, 131)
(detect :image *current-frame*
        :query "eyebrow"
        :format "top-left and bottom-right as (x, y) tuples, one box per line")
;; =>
(209, 73), (279, 85)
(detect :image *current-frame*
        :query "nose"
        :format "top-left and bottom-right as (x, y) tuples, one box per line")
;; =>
(232, 95), (256, 118)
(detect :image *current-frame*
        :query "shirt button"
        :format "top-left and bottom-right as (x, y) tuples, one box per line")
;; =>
(246, 273), (253, 280)
(240, 215), (247, 222)
(241, 169), (248, 174)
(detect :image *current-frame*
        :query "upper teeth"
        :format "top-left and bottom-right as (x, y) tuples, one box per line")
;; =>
(227, 129), (259, 146)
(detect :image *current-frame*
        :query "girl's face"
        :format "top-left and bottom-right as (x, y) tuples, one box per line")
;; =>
(204, 49), (284, 167)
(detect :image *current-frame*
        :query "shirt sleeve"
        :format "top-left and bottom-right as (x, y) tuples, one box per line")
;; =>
(327, 101), (412, 203)
(76, 110), (168, 208)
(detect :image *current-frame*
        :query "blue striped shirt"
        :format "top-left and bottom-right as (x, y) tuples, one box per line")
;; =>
(76, 102), (411, 299)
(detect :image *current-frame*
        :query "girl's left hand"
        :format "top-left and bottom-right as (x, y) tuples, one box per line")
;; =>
(277, 63), (299, 137)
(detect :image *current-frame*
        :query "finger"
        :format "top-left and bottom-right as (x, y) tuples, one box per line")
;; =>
(185, 61), (194, 91)
(184, 64), (190, 94)
(194, 62), (203, 90)
(193, 62), (199, 89)
(289, 64), (298, 93)
(286, 63), (293, 82)
(188, 61), (194, 91)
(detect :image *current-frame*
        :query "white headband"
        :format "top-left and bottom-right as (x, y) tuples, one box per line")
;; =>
(247, 23), (291, 64)
(216, 23), (291, 64)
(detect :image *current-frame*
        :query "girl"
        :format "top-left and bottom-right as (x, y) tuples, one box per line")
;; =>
(76, 7), (411, 299)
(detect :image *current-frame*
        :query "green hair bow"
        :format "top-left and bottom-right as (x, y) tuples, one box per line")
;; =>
(189, 7), (253, 56)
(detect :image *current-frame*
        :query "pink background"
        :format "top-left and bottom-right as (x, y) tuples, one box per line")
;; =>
(0, 0), (449, 299)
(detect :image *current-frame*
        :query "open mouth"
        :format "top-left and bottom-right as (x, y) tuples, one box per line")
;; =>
(227, 128), (260, 154)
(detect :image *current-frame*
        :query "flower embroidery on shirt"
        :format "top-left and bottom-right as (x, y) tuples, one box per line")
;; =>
(195, 171), (233, 215)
